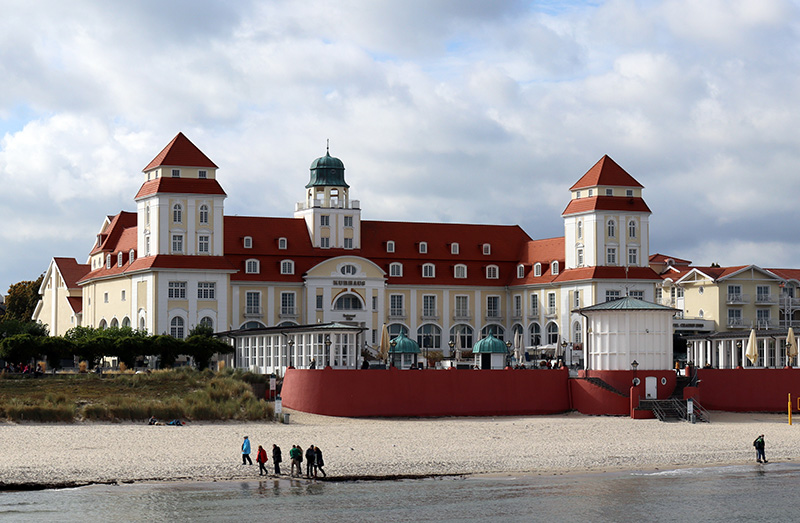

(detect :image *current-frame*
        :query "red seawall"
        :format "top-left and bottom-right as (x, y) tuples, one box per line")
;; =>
(694, 368), (800, 412)
(281, 367), (570, 417)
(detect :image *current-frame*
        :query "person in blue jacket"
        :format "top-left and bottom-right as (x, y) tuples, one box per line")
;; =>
(242, 436), (253, 465)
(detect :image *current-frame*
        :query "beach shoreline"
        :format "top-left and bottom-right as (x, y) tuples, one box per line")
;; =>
(1, 410), (796, 491)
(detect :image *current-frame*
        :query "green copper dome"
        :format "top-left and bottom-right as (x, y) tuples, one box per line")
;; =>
(388, 332), (421, 354)
(473, 333), (508, 354)
(306, 149), (348, 188)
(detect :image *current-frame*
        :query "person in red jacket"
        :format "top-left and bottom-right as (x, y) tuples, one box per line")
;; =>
(256, 445), (269, 476)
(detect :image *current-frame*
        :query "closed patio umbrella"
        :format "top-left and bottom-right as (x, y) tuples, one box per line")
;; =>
(379, 324), (390, 363)
(787, 327), (798, 365)
(745, 329), (758, 365)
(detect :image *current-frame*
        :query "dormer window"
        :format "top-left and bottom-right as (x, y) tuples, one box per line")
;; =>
(606, 188), (613, 196)
(483, 244), (491, 255)
(451, 243), (460, 255)
(534, 263), (542, 277)
(173, 203), (183, 223)
(551, 261), (559, 275)
(576, 191), (581, 198)
(172, 169), (180, 178)
(129, 249), (135, 264)
(588, 189), (594, 197)
(626, 189), (634, 197)
(419, 242), (427, 254)
(389, 262), (403, 277)
(517, 264), (524, 279)
(486, 265), (499, 279)
(386, 241), (395, 253)
(117, 252), (123, 267)
(246, 259), (260, 274)
(280, 260), (295, 275)
(454, 264), (467, 279)
(106, 254), (111, 269)
(198, 170), (207, 179)
(243, 236), (252, 249)
(278, 237), (287, 250)
(422, 263), (435, 278)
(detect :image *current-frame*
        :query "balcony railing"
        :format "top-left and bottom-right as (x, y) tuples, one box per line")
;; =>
(421, 309), (440, 321)
(726, 293), (750, 304)
(279, 307), (299, 318)
(757, 319), (777, 329)
(545, 307), (557, 317)
(295, 199), (361, 211)
(485, 311), (503, 322)
(755, 294), (777, 304)
(527, 307), (539, 319)
(727, 317), (745, 328)
(389, 308), (407, 319)
(453, 311), (472, 321)
(244, 306), (263, 318)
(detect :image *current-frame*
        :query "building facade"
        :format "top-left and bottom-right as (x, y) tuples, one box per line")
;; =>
(34, 133), (662, 366)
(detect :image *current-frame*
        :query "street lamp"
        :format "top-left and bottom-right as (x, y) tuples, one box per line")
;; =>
(287, 338), (294, 368)
(631, 359), (639, 385)
(505, 340), (512, 367)
(324, 335), (332, 368)
(561, 339), (568, 368)
(448, 339), (455, 358)
(390, 339), (397, 368)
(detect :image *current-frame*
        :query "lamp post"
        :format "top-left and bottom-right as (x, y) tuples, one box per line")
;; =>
(287, 338), (294, 368)
(561, 339), (568, 368)
(448, 339), (455, 360)
(324, 335), (332, 368)
(736, 340), (743, 368)
(505, 340), (512, 367)
(390, 339), (397, 368)
(631, 359), (639, 386)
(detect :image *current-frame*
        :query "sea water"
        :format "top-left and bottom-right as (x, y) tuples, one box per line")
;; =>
(1, 462), (797, 522)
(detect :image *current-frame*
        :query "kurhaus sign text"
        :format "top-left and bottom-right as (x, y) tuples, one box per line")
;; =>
(333, 280), (366, 286)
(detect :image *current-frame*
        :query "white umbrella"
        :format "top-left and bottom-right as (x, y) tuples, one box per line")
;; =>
(455, 328), (462, 361)
(787, 327), (797, 365)
(514, 330), (522, 364)
(745, 329), (758, 365)
(379, 324), (390, 363)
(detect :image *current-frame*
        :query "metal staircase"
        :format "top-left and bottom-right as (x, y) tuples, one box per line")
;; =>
(640, 398), (710, 423)
(581, 377), (628, 397)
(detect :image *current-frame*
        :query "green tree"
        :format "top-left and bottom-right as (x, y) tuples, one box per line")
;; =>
(4, 276), (44, 323)
(151, 335), (182, 369)
(185, 332), (233, 370)
(40, 336), (76, 370)
(0, 333), (44, 365)
(0, 318), (48, 338)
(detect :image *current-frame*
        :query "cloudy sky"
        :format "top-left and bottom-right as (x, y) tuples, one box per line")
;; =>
(2, 0), (800, 292)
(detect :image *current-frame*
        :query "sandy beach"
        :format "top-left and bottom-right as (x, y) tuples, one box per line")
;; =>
(0, 410), (797, 489)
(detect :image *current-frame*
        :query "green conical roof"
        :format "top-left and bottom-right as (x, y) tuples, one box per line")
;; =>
(388, 332), (420, 354)
(473, 333), (508, 354)
(577, 296), (677, 312)
(306, 149), (348, 188)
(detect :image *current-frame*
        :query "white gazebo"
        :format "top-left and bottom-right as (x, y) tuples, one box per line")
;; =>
(578, 297), (677, 371)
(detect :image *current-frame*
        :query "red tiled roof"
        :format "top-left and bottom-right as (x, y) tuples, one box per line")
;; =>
(554, 266), (662, 283)
(134, 178), (226, 199)
(514, 237), (566, 285)
(562, 196), (651, 216)
(67, 296), (83, 314)
(78, 255), (237, 284)
(52, 257), (91, 288)
(675, 266), (748, 283)
(768, 268), (800, 282)
(570, 155), (644, 190)
(649, 253), (692, 265)
(89, 212), (137, 255)
(143, 132), (218, 171)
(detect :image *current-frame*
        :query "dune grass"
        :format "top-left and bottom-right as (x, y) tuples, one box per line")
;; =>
(0, 368), (274, 422)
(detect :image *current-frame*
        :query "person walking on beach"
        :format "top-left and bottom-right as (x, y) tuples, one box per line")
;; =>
(242, 436), (253, 465)
(289, 445), (301, 476)
(272, 444), (282, 475)
(753, 434), (768, 463)
(305, 445), (316, 478)
(314, 446), (326, 478)
(256, 445), (268, 476)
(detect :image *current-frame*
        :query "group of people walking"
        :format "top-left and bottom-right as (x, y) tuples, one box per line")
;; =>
(241, 436), (326, 478)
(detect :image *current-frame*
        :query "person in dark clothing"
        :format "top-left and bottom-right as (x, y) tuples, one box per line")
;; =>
(309, 359), (316, 369)
(242, 436), (253, 465)
(305, 445), (316, 478)
(314, 446), (326, 477)
(272, 444), (282, 475)
(256, 445), (268, 476)
(754, 434), (767, 463)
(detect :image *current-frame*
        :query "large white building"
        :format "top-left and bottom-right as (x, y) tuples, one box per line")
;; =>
(34, 133), (662, 366)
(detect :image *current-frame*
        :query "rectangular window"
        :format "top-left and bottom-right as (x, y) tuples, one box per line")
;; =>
(629, 290), (644, 299)
(422, 264), (435, 278)
(606, 247), (616, 265)
(390, 295), (404, 316)
(316, 295), (323, 310)
(487, 296), (500, 318)
(577, 248), (584, 266)
(574, 290), (580, 308)
(197, 282), (216, 300)
(172, 234), (183, 253)
(513, 295), (522, 317)
(198, 235), (210, 253)
(344, 216), (353, 227)
(245, 291), (261, 315)
(145, 236), (151, 256)
(605, 290), (620, 302)
(281, 292), (295, 315)
(451, 243), (460, 255)
(320, 215), (330, 227)
(628, 248), (637, 265)
(483, 244), (491, 255)
(548, 293), (556, 309)
(756, 285), (770, 303)
(121, 290), (126, 302)
(104, 292), (109, 303)
(320, 237), (330, 248)
(728, 308), (742, 326)
(372, 296), (378, 311)
(171, 169), (180, 178)
(455, 296), (469, 318)
(423, 295), (436, 317)
(531, 294), (539, 314)
(454, 265), (467, 278)
(606, 188), (613, 196)
(168, 281), (186, 299)
(626, 189), (633, 197)
(198, 170), (207, 179)
(344, 238), (353, 249)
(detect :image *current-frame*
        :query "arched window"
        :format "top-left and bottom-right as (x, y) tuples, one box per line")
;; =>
(139, 317), (146, 331)
(607, 219), (616, 238)
(387, 323), (408, 338)
(577, 220), (582, 239)
(386, 241), (395, 253)
(170, 316), (185, 339)
(117, 252), (123, 267)
(486, 265), (499, 279)
(199, 204), (209, 224)
(481, 324), (505, 341)
(449, 324), (473, 349)
(129, 249), (135, 264)
(419, 242), (428, 254)
(280, 260), (295, 275)
(573, 321), (582, 344)
(451, 243), (460, 255)
(278, 237), (287, 250)
(422, 263), (435, 278)
(454, 264), (467, 279)
(99, 319), (107, 329)
(533, 263), (542, 277)
(417, 324), (441, 351)
(334, 294), (363, 310)
(122, 317), (131, 328)
(244, 236), (253, 248)
(389, 262), (403, 277)
(110, 318), (119, 328)
(246, 259), (260, 274)
(551, 261), (559, 275)
(173, 204), (183, 223)
(106, 254), (111, 269)
(200, 316), (214, 329)
(546, 322), (559, 345)
(628, 220), (636, 238)
(517, 265), (524, 278)
(482, 243), (491, 255)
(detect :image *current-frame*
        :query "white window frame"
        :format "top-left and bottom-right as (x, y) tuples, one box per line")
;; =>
(171, 169), (180, 178)
(451, 243), (460, 255)
(389, 262), (403, 277)
(278, 237), (287, 250)
(320, 215), (330, 227)
(199, 204), (209, 224)
(281, 292), (296, 316)
(605, 290), (621, 302)
(422, 263), (435, 278)
(534, 263), (541, 277)
(198, 282), (216, 300)
(245, 291), (261, 315)
(320, 237), (330, 248)
(121, 290), (126, 302)
(628, 248), (638, 266)
(577, 221), (582, 239)
(173, 203), (183, 223)
(117, 252), (123, 267)
(106, 254), (111, 269)
(344, 238), (353, 249)
(198, 170), (207, 179)
(483, 243), (491, 255)
(168, 281), (187, 299)
(170, 316), (185, 338)
(245, 259), (260, 274)
(551, 261), (559, 275)
(607, 247), (617, 265)
(244, 236), (253, 248)
(454, 264), (467, 279)
(486, 265), (499, 279)
(129, 249), (135, 264)
(517, 264), (524, 279)
(419, 242), (427, 254)
(577, 248), (584, 267)
(172, 234), (184, 253)
(386, 240), (395, 253)
(198, 235), (210, 253)
(280, 260), (295, 275)
(344, 216), (353, 227)
(607, 219), (616, 238)
(628, 220), (636, 238)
